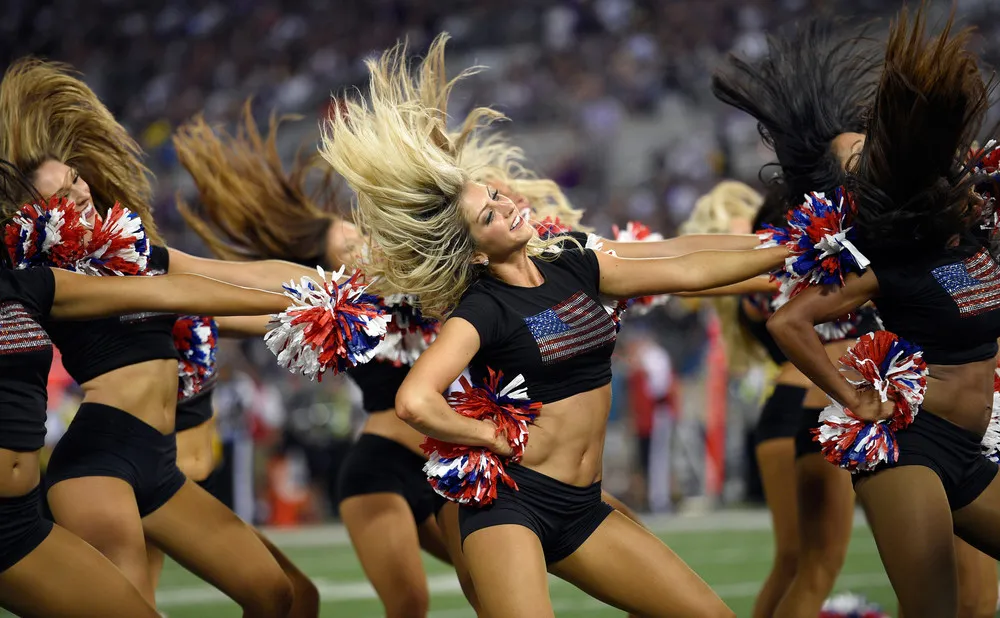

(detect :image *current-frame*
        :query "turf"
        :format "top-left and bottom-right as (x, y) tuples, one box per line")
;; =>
(152, 510), (898, 617)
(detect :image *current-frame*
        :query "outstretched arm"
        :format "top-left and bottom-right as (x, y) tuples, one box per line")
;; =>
(49, 269), (291, 321)
(673, 275), (776, 298)
(216, 315), (272, 338)
(395, 318), (511, 454)
(766, 271), (879, 409)
(601, 234), (761, 259)
(167, 248), (316, 293)
(595, 246), (788, 299)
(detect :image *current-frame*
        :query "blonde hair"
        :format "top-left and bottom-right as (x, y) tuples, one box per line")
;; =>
(680, 180), (762, 235)
(407, 38), (590, 232)
(0, 59), (163, 244)
(173, 100), (342, 266)
(320, 34), (562, 319)
(681, 180), (767, 374)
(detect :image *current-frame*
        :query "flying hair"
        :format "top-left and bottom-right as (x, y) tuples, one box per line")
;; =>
(0, 58), (163, 244)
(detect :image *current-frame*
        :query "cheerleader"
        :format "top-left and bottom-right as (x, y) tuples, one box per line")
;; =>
(316, 36), (797, 617)
(711, 21), (882, 618)
(0, 59), (323, 615)
(144, 316), (321, 617)
(173, 103), (478, 618)
(0, 162), (319, 617)
(768, 9), (1000, 617)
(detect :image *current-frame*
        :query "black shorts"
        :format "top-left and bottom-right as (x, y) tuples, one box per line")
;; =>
(793, 407), (826, 459)
(755, 385), (808, 444)
(176, 389), (213, 433)
(336, 433), (445, 524)
(853, 410), (999, 510)
(46, 403), (188, 517)
(459, 465), (614, 564)
(0, 485), (53, 573)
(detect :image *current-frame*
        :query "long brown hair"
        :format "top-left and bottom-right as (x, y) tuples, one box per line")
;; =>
(851, 5), (993, 258)
(173, 100), (342, 267)
(0, 58), (163, 244)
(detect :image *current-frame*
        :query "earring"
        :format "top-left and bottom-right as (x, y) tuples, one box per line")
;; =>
(482, 258), (489, 266)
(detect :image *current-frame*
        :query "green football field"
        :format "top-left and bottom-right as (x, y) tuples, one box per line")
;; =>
(149, 509), (906, 618)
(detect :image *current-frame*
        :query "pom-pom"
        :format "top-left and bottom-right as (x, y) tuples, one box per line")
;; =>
(610, 221), (667, 316)
(85, 203), (150, 276)
(813, 331), (927, 472)
(422, 370), (541, 505)
(532, 215), (573, 239)
(819, 593), (890, 618)
(982, 359), (1000, 463)
(173, 316), (218, 400)
(5, 197), (88, 270)
(612, 221), (664, 242)
(3, 198), (150, 276)
(265, 266), (388, 380)
(758, 188), (870, 306)
(373, 294), (440, 366)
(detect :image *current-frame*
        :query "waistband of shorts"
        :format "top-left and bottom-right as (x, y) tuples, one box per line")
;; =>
(507, 464), (602, 499)
(71, 402), (173, 441)
(912, 408), (986, 445)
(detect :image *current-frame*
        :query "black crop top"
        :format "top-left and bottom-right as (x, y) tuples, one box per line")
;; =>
(346, 360), (411, 413)
(449, 246), (617, 404)
(738, 293), (787, 365)
(0, 266), (56, 451)
(870, 242), (1000, 365)
(44, 245), (179, 385)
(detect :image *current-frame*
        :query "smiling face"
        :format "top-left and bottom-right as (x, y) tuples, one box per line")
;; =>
(459, 181), (533, 265)
(31, 159), (97, 227)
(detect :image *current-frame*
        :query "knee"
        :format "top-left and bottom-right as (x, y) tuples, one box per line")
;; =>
(771, 547), (799, 578)
(956, 590), (997, 618)
(290, 571), (321, 616)
(240, 570), (294, 617)
(383, 586), (430, 618)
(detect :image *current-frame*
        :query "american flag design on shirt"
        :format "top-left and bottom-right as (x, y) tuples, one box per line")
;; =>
(524, 292), (617, 364)
(931, 250), (1000, 317)
(0, 302), (51, 355)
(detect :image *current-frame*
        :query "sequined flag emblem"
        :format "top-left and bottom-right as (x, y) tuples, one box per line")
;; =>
(523, 292), (616, 364)
(0, 302), (50, 354)
(931, 250), (1000, 317)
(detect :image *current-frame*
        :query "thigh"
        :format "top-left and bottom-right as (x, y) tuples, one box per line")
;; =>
(549, 511), (731, 618)
(47, 476), (153, 601)
(855, 466), (958, 618)
(340, 493), (431, 600)
(417, 509), (453, 564)
(0, 523), (159, 618)
(756, 439), (800, 554)
(463, 523), (554, 618)
(436, 501), (480, 611)
(954, 535), (999, 618)
(953, 468), (1000, 560)
(141, 479), (287, 603)
(795, 452), (854, 559)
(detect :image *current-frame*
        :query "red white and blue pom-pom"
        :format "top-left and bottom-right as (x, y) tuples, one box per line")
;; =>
(813, 331), (928, 472)
(612, 221), (664, 242)
(611, 221), (667, 316)
(532, 215), (574, 239)
(85, 203), (149, 276)
(373, 294), (440, 366)
(422, 370), (541, 505)
(4, 197), (89, 270)
(3, 198), (149, 276)
(819, 593), (890, 618)
(758, 188), (870, 306)
(173, 316), (218, 400)
(265, 266), (388, 381)
(982, 360), (1000, 463)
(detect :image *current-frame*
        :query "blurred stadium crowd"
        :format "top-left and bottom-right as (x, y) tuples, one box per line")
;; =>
(6, 0), (999, 525)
